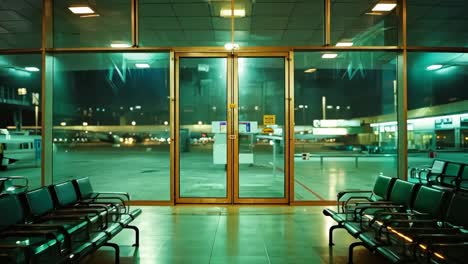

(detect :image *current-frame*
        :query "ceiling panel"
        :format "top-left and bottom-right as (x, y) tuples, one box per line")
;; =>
(140, 4), (175, 17)
(178, 17), (213, 30)
(173, 3), (210, 17)
(251, 17), (288, 30)
(252, 3), (294, 16)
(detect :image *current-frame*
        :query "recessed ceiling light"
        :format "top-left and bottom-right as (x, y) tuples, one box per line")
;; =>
(426, 64), (443, 71)
(224, 43), (240, 51)
(336, 42), (353, 47)
(372, 3), (397, 12)
(322, 53), (338, 59)
(304, 68), (317, 73)
(110, 43), (131, 48)
(68, 6), (95, 15)
(220, 9), (246, 17)
(25, 67), (40, 72)
(135, 63), (150, 69)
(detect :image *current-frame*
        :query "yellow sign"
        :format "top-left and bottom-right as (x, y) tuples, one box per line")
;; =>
(263, 115), (276, 125)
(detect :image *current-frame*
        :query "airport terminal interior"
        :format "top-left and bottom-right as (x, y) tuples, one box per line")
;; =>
(0, 0), (467, 263)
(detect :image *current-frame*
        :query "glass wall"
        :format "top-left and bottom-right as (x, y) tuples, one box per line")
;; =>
(407, 0), (468, 47)
(407, 52), (468, 170)
(293, 51), (398, 201)
(54, 0), (131, 48)
(331, 0), (400, 46)
(52, 52), (170, 200)
(0, 54), (42, 189)
(139, 0), (324, 47)
(0, 0), (42, 49)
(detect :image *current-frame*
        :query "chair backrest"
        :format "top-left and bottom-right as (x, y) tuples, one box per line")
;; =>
(372, 175), (397, 201)
(459, 165), (468, 190)
(25, 187), (55, 218)
(388, 180), (419, 208)
(440, 162), (463, 186)
(431, 160), (446, 174)
(73, 177), (94, 200)
(444, 193), (468, 228)
(0, 195), (25, 231)
(51, 181), (79, 207)
(412, 186), (448, 219)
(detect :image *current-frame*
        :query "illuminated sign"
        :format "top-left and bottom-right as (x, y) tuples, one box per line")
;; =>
(312, 128), (348, 135)
(435, 118), (453, 129)
(263, 115), (276, 125)
(313, 119), (360, 127)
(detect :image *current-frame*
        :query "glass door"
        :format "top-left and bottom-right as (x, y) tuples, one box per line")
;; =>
(175, 53), (290, 204)
(175, 54), (233, 203)
(234, 54), (290, 203)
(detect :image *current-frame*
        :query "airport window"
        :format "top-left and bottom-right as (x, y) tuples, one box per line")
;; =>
(407, 52), (468, 169)
(52, 52), (171, 200)
(139, 0), (324, 47)
(0, 54), (42, 189)
(293, 51), (398, 201)
(0, 0), (42, 49)
(54, 0), (131, 48)
(407, 0), (468, 47)
(331, 0), (400, 46)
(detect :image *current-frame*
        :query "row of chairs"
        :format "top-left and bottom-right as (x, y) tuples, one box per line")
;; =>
(409, 159), (468, 191)
(0, 177), (141, 263)
(323, 174), (468, 263)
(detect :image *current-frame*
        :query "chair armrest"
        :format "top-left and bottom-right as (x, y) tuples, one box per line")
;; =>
(337, 190), (372, 201)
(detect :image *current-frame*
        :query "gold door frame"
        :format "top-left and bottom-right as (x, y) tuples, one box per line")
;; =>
(233, 52), (291, 204)
(174, 52), (233, 204)
(174, 51), (292, 204)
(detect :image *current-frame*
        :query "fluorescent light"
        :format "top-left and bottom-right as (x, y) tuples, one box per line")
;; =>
(220, 9), (246, 17)
(68, 6), (95, 15)
(224, 43), (240, 50)
(426, 64), (443, 71)
(110, 43), (131, 48)
(135, 63), (150, 68)
(304, 68), (317, 73)
(322, 53), (338, 59)
(372, 3), (397, 12)
(336, 42), (353, 47)
(25, 67), (39, 72)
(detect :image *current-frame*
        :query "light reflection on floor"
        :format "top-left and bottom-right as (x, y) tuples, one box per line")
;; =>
(83, 206), (390, 264)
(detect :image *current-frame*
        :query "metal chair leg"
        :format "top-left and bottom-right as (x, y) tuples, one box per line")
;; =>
(348, 242), (365, 264)
(125, 225), (140, 247)
(329, 224), (344, 246)
(104, 242), (120, 264)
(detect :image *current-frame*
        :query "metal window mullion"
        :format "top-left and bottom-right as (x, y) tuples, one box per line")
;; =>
(397, 0), (408, 180)
(324, 0), (331, 46)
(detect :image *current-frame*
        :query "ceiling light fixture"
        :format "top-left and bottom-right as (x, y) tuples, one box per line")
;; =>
(110, 42), (131, 48)
(372, 3), (397, 12)
(336, 42), (353, 47)
(25, 67), (40, 72)
(365, 12), (385, 16)
(322, 53), (338, 59)
(80, 14), (100, 18)
(135, 63), (150, 69)
(224, 43), (240, 51)
(426, 64), (443, 71)
(220, 9), (246, 17)
(68, 6), (95, 15)
(304, 68), (317, 73)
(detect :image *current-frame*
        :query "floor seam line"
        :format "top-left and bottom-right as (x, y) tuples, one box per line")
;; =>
(263, 235), (271, 264)
(208, 213), (221, 264)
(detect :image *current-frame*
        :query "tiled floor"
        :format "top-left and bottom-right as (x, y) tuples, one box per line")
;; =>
(84, 206), (389, 264)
